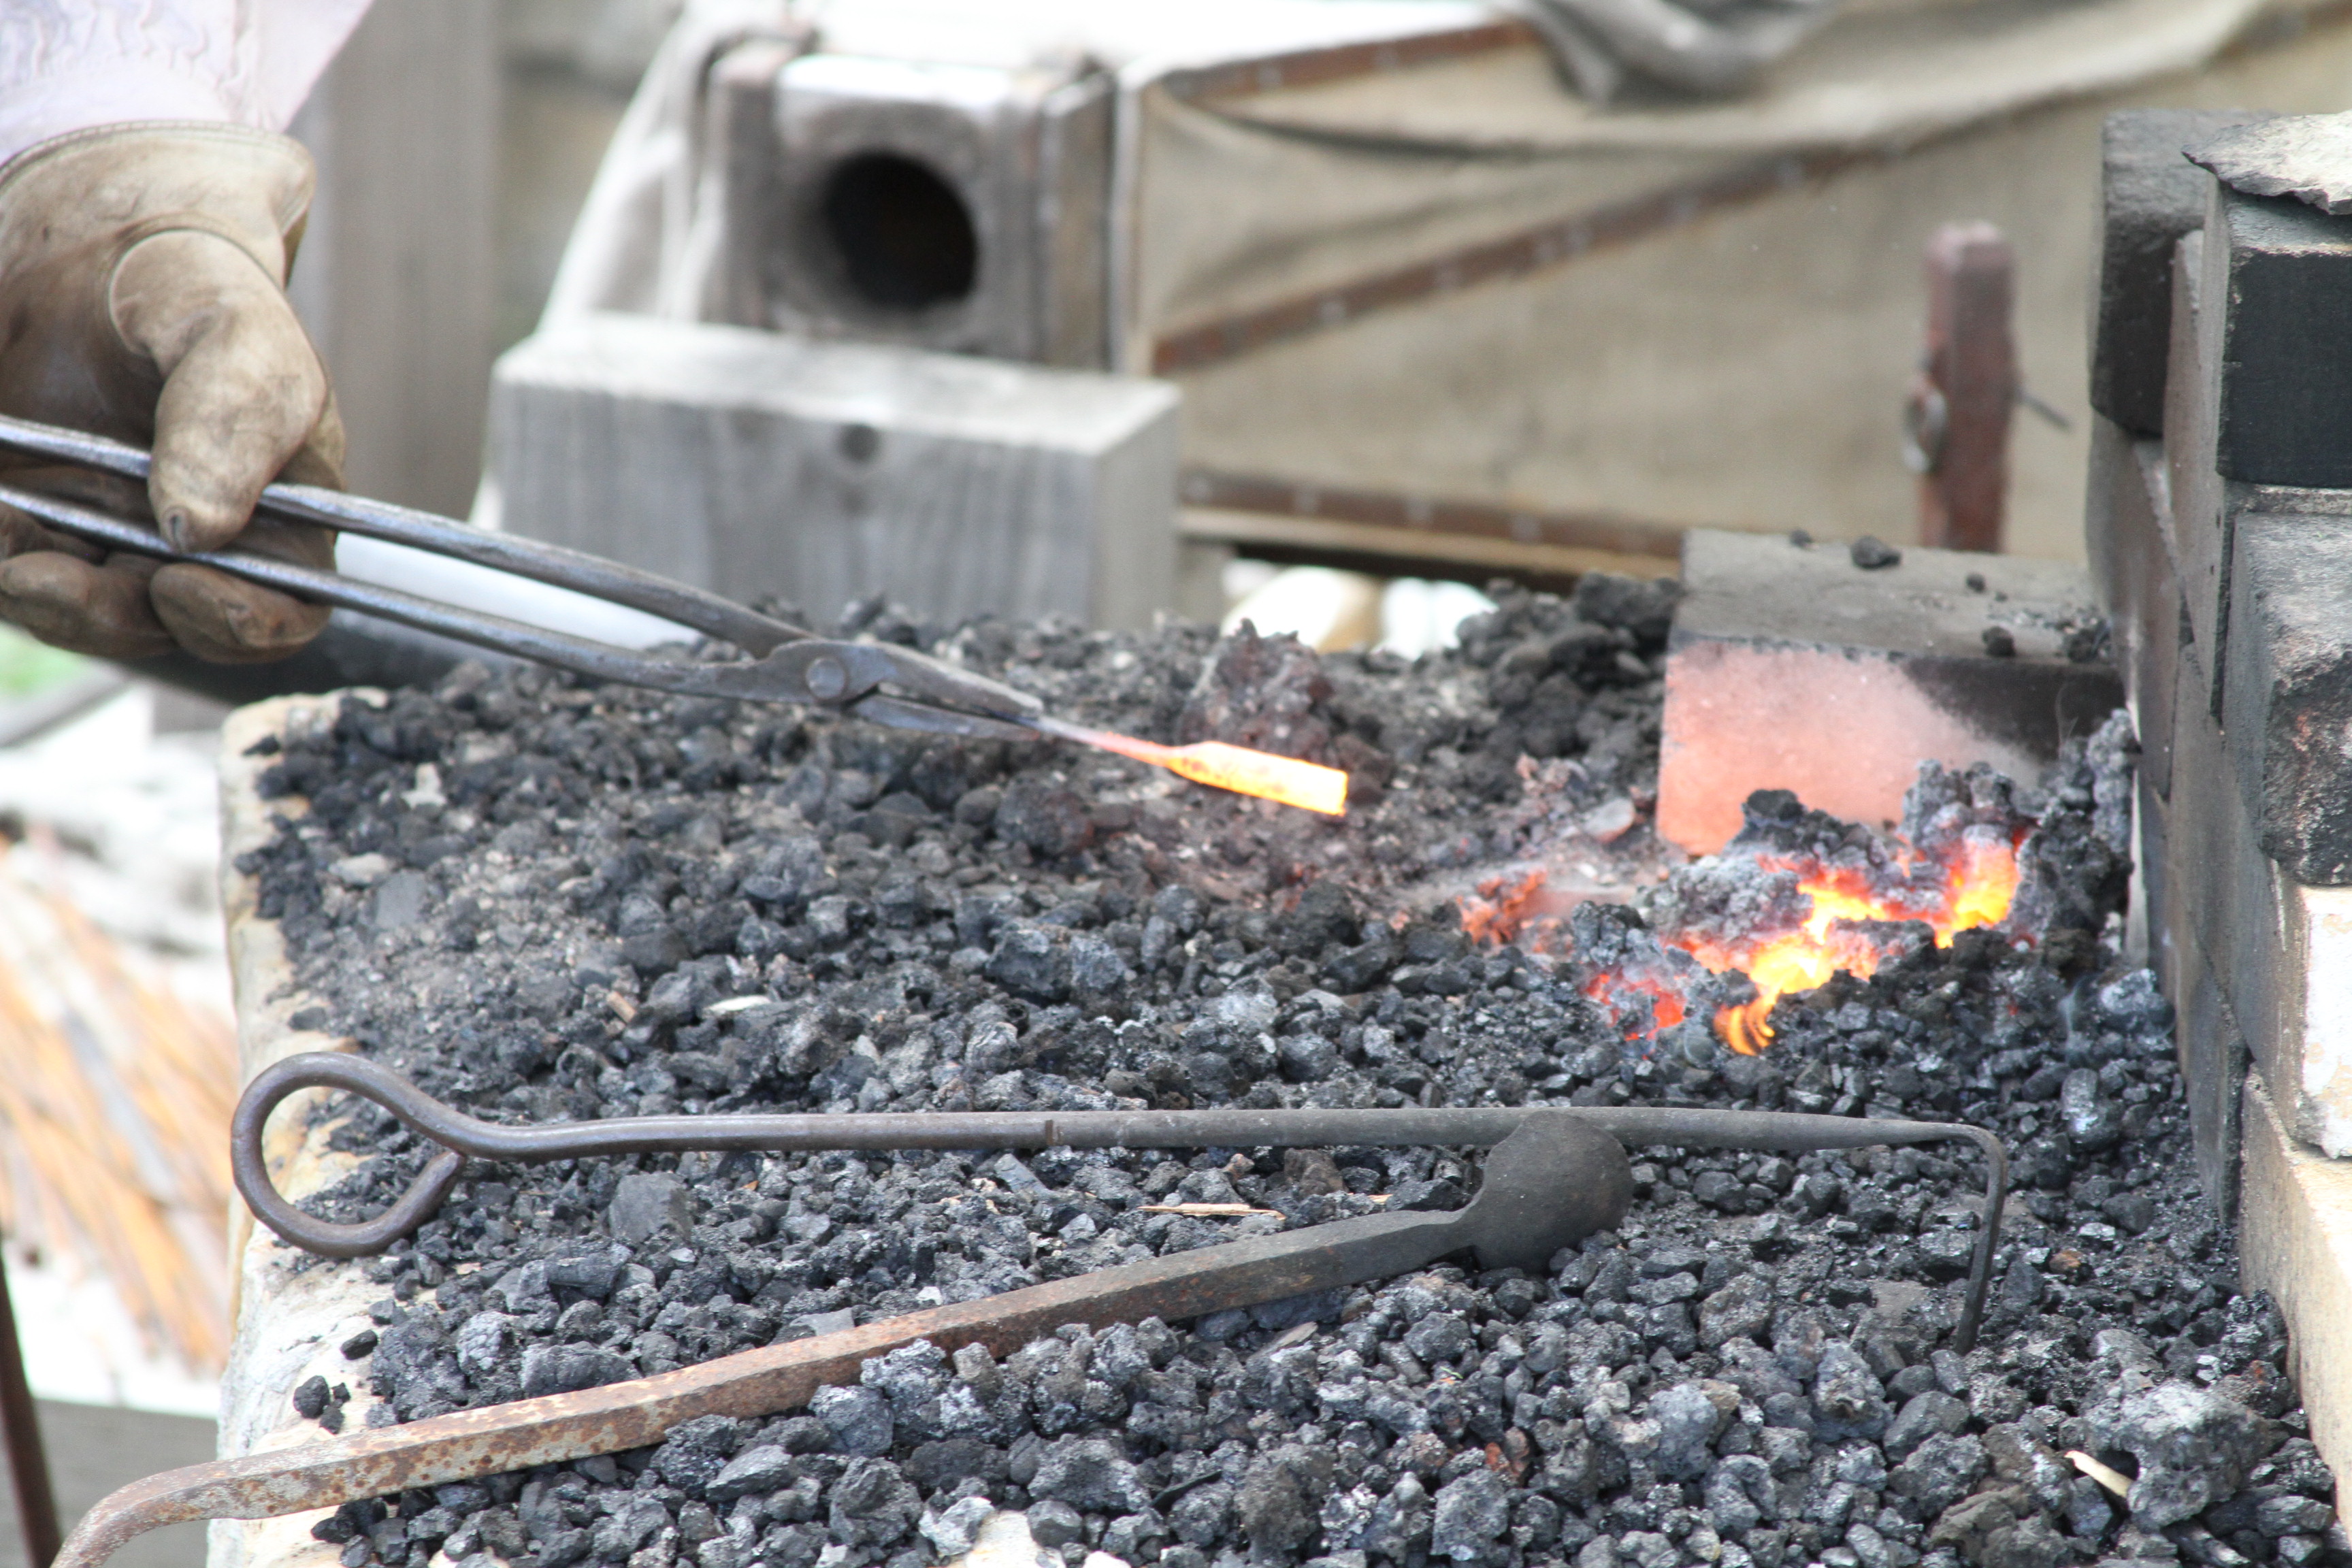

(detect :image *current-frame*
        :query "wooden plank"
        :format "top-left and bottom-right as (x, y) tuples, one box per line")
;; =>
(1181, 506), (1678, 581)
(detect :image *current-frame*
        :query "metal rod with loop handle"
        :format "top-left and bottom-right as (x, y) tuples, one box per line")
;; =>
(236, 1051), (2008, 1350)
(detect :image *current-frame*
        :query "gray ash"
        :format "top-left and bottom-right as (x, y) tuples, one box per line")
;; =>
(238, 583), (2342, 1568)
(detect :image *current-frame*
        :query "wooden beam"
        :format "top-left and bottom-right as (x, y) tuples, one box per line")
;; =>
(1181, 506), (1679, 582)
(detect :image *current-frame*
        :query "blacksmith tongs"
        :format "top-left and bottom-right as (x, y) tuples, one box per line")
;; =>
(0, 412), (1045, 742)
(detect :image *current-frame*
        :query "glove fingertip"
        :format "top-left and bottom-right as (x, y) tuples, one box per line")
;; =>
(150, 562), (329, 664)
(148, 480), (248, 555)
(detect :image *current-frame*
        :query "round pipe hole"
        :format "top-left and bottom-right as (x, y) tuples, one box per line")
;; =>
(819, 152), (978, 310)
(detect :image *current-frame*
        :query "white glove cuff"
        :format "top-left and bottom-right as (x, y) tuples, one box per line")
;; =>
(0, 67), (239, 172)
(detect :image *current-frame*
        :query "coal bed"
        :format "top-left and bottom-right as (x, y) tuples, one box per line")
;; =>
(234, 581), (2345, 1568)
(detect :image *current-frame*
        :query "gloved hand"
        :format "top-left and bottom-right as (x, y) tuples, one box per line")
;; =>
(0, 123), (343, 664)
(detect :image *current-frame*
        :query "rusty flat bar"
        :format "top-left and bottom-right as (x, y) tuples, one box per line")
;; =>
(1158, 20), (1539, 103)
(70, 1122), (1629, 1568)
(1176, 468), (1688, 564)
(1912, 222), (2016, 552)
(1146, 146), (1886, 376)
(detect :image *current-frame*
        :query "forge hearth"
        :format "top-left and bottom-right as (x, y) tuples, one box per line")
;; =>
(203, 574), (2345, 1568)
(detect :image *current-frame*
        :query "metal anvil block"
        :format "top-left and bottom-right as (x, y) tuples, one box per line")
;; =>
(1655, 528), (2121, 855)
(2092, 110), (2275, 438)
(701, 45), (1115, 368)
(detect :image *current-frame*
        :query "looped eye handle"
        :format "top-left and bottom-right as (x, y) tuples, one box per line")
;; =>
(231, 1053), (473, 1258)
(229, 1054), (2006, 1355)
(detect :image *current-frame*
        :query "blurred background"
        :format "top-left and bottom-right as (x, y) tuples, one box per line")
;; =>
(0, 0), (2349, 1558)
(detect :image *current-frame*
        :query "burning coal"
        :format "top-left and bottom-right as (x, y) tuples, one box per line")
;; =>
(1472, 761), (2063, 1053)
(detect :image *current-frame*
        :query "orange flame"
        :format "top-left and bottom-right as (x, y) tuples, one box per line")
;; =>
(1455, 829), (2024, 1055)
(1030, 717), (1348, 815)
(1677, 834), (2023, 1054)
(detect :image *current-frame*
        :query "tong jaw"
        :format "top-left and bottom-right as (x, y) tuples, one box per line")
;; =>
(726, 640), (1043, 740)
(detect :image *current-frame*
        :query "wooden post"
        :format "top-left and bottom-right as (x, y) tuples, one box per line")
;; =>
(1908, 222), (2016, 552)
(489, 313), (1182, 631)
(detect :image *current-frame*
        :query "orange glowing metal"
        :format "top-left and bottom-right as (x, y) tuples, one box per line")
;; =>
(1030, 717), (1348, 816)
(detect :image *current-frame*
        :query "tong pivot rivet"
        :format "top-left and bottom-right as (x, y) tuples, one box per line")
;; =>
(806, 656), (849, 701)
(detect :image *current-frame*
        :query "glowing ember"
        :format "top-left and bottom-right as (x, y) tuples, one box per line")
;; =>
(1458, 771), (2036, 1054)
(1682, 831), (2023, 1054)
(1586, 971), (1686, 1032)
(1460, 870), (1557, 947)
(1029, 716), (1348, 815)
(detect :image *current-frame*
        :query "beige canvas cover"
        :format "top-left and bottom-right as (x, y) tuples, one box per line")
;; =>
(539, 0), (2345, 564)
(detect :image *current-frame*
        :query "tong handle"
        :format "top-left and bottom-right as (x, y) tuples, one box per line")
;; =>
(0, 480), (766, 700)
(0, 412), (804, 656)
(0, 478), (1044, 738)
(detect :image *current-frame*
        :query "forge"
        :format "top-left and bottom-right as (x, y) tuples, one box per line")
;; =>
(163, 102), (2352, 1568)
(191, 523), (2346, 1568)
(1655, 531), (2121, 859)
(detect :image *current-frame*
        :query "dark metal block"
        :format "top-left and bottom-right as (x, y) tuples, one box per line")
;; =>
(2225, 508), (2352, 884)
(1656, 529), (2119, 853)
(2085, 414), (2180, 800)
(708, 48), (1116, 368)
(2093, 109), (2274, 435)
(2205, 182), (2352, 487)
(2163, 231), (2227, 719)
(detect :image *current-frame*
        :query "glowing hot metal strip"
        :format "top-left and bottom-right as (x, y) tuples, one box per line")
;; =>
(1028, 715), (1348, 815)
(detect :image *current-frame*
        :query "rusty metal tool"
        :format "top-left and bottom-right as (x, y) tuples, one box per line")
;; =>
(63, 1120), (1624, 1568)
(1905, 222), (2016, 553)
(235, 1051), (2010, 1351)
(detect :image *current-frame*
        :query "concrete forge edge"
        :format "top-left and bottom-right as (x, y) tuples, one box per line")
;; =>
(212, 693), (399, 1568)
(2239, 1074), (2352, 1518)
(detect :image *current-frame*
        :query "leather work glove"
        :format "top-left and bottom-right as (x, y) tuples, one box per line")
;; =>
(0, 123), (343, 664)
